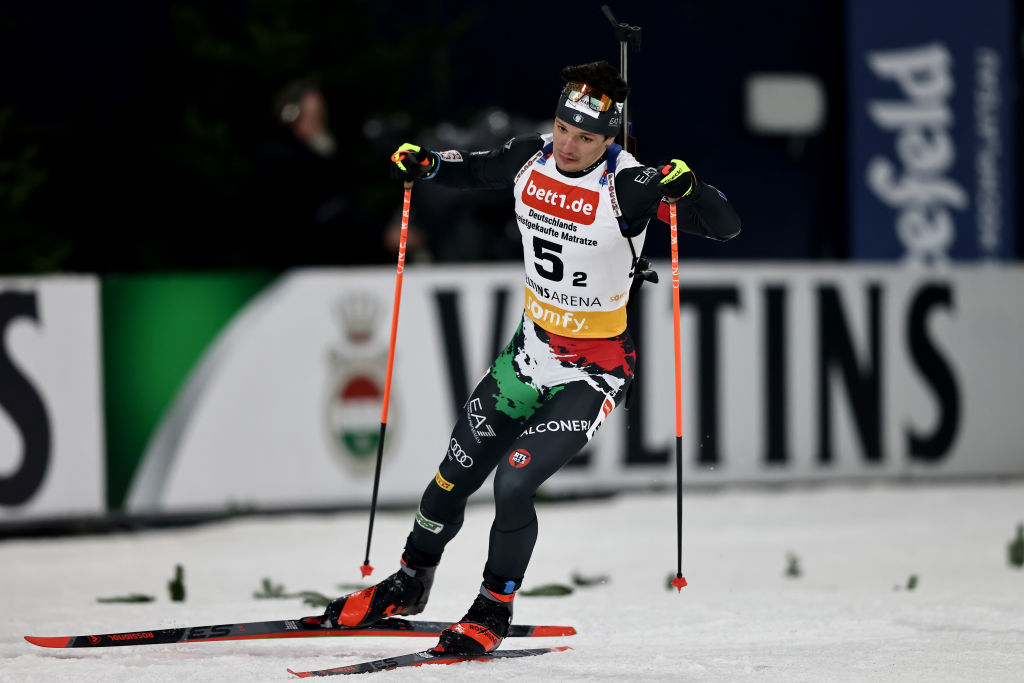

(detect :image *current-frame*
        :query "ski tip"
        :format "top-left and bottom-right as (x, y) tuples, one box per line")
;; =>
(286, 668), (312, 678)
(25, 635), (71, 648)
(529, 625), (577, 637)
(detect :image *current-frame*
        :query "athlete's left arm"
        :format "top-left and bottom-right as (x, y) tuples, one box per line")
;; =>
(615, 165), (741, 241)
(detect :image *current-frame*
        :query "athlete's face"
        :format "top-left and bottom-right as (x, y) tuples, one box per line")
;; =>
(552, 117), (613, 173)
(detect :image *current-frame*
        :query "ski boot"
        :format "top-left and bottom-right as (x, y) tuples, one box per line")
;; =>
(322, 561), (436, 628)
(434, 587), (514, 654)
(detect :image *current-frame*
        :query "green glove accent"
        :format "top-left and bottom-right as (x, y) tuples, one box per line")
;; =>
(658, 158), (695, 199)
(390, 143), (438, 181)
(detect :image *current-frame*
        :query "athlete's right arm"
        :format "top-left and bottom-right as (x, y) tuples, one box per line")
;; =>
(389, 135), (545, 190)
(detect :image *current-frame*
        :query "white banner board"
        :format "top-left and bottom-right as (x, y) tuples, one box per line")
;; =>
(0, 276), (105, 521)
(124, 264), (1024, 514)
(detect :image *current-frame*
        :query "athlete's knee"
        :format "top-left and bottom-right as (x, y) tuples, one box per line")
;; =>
(492, 475), (539, 516)
(419, 478), (468, 524)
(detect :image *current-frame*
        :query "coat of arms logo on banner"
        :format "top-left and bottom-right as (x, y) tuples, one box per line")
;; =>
(324, 292), (393, 474)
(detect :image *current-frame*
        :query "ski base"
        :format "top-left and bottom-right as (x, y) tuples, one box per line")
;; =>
(288, 645), (572, 677)
(24, 616), (575, 649)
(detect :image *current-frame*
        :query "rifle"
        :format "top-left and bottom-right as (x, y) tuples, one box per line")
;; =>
(602, 5), (642, 156)
(602, 5), (657, 310)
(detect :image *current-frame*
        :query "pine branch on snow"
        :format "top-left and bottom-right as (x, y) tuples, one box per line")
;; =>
(1009, 524), (1024, 568)
(96, 594), (155, 603)
(168, 564), (185, 602)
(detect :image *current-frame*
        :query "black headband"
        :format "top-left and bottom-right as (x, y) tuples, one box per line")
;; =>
(554, 90), (623, 136)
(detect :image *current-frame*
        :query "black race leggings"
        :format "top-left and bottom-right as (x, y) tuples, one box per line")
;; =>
(406, 316), (635, 590)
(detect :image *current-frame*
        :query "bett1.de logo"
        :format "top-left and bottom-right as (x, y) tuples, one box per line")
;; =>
(522, 171), (599, 225)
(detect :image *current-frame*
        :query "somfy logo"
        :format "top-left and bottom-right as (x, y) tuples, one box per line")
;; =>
(525, 290), (588, 334)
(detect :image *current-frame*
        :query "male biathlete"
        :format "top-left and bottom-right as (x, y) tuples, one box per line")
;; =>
(322, 60), (741, 655)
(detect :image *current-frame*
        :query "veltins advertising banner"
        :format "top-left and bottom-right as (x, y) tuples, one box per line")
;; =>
(119, 264), (1024, 516)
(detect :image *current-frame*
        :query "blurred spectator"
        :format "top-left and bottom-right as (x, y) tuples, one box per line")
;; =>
(247, 79), (389, 268)
(410, 109), (533, 262)
(364, 107), (546, 263)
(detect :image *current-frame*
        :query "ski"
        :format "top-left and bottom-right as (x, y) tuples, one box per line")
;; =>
(287, 645), (572, 677)
(24, 616), (575, 649)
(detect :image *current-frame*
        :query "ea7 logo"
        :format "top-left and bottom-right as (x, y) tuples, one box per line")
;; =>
(634, 167), (658, 185)
(466, 398), (495, 442)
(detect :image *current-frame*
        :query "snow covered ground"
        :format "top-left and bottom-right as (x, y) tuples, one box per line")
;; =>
(2, 481), (1023, 682)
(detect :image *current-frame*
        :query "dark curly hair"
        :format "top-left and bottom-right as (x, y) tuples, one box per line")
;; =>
(560, 61), (629, 102)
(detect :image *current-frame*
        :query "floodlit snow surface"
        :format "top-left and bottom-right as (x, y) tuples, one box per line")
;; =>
(2, 482), (1023, 682)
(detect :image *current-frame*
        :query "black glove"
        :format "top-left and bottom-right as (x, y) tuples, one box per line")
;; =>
(389, 143), (438, 181)
(657, 158), (695, 199)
